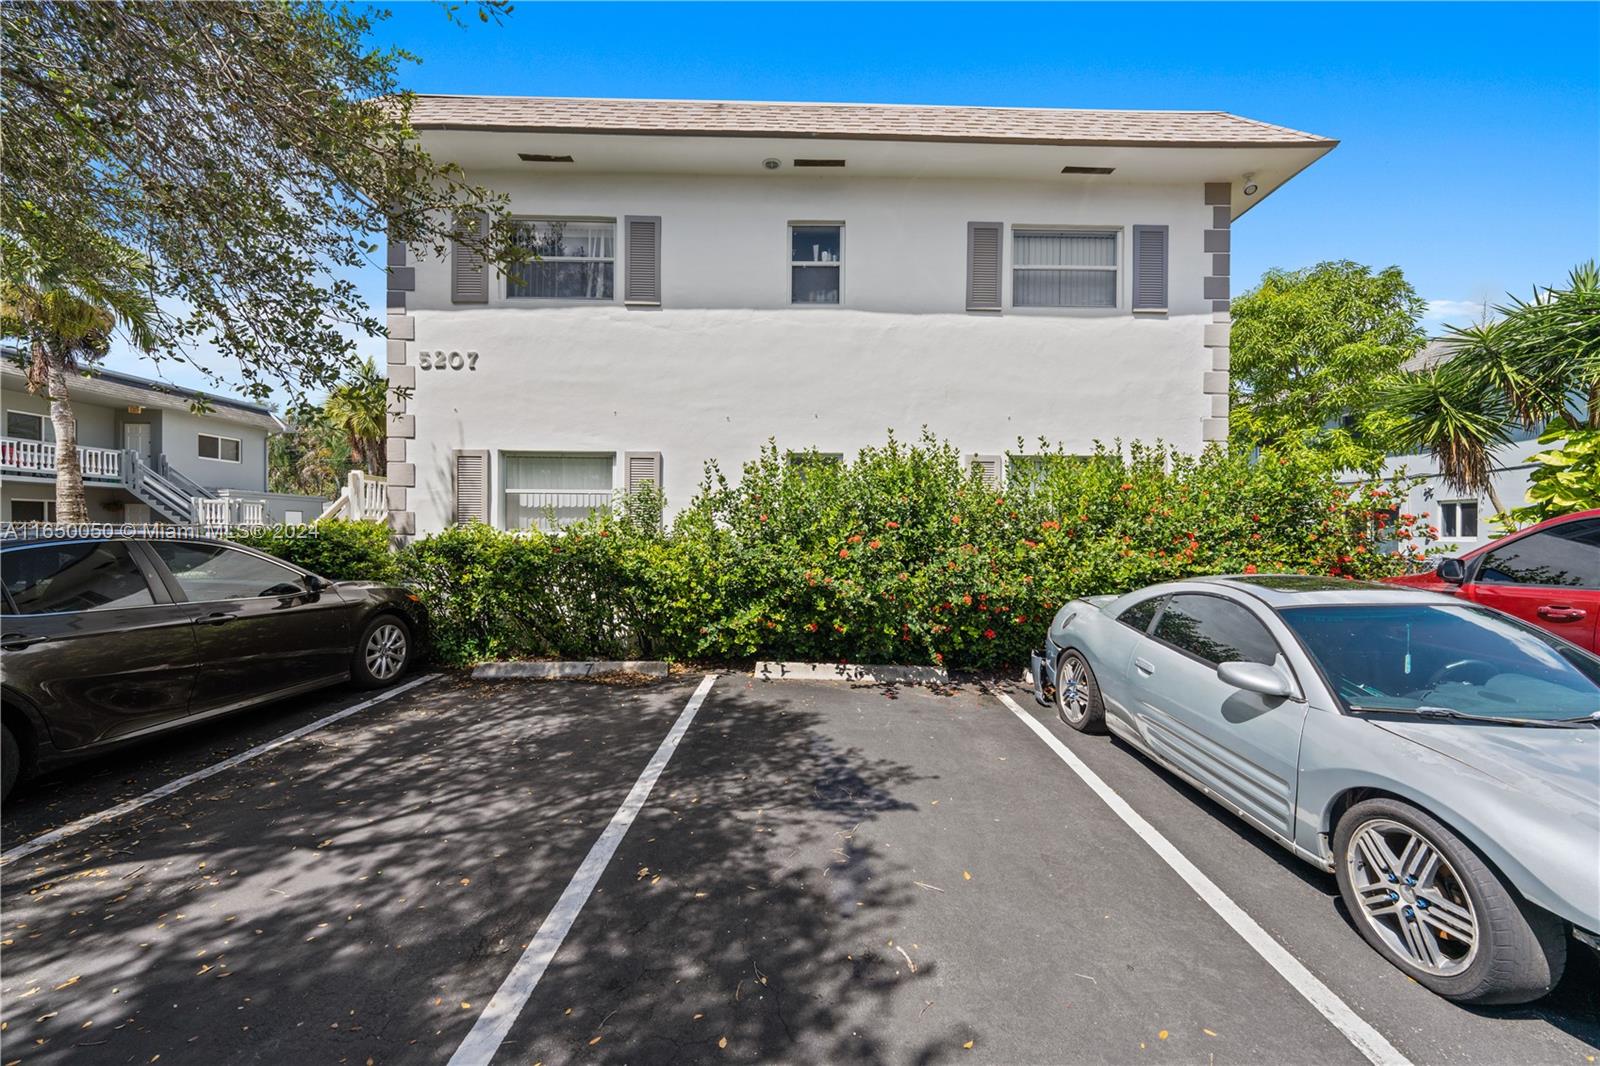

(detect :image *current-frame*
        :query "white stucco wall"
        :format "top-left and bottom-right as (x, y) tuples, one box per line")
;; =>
(2, 389), (117, 449)
(160, 409), (269, 492)
(395, 169), (1229, 534)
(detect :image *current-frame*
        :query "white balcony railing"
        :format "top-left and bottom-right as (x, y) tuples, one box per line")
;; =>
(0, 437), (124, 482)
(193, 497), (268, 529)
(318, 469), (390, 523)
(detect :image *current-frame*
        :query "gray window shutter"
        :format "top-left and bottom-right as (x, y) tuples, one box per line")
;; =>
(624, 451), (662, 493)
(451, 213), (488, 304)
(1131, 224), (1169, 311)
(623, 216), (662, 306)
(966, 222), (1002, 311)
(969, 454), (1002, 486)
(452, 449), (490, 525)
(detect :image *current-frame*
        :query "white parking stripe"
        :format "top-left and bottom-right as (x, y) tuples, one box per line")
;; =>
(448, 672), (718, 1066)
(994, 690), (1413, 1066)
(0, 674), (437, 868)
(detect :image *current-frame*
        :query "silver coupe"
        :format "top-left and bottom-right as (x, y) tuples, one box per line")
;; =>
(1031, 574), (1600, 1005)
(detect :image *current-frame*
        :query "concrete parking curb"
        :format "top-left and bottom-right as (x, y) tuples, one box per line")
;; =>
(471, 660), (670, 680)
(753, 661), (949, 685)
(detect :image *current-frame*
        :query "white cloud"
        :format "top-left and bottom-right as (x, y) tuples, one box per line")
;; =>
(1421, 298), (1486, 332)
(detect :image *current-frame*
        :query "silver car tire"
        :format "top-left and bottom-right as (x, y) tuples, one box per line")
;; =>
(353, 614), (412, 689)
(1333, 797), (1566, 1005)
(1054, 650), (1106, 734)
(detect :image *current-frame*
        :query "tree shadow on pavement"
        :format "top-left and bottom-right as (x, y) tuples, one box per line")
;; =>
(0, 675), (964, 1065)
(499, 679), (967, 1065)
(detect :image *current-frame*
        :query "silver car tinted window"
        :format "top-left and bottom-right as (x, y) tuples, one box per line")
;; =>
(1153, 593), (1277, 666)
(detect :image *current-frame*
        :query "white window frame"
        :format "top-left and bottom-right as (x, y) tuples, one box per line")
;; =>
(1440, 500), (1480, 541)
(9, 497), (57, 522)
(789, 222), (844, 306)
(197, 432), (242, 463)
(505, 217), (618, 303)
(5, 410), (48, 442)
(500, 451), (615, 532)
(1010, 226), (1122, 311)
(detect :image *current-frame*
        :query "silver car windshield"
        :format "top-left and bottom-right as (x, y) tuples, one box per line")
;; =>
(1279, 603), (1600, 722)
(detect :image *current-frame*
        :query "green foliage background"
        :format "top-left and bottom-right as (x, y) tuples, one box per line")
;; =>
(247, 435), (1427, 670)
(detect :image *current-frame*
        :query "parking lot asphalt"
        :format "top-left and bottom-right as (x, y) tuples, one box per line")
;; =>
(1, 673), (1596, 1066)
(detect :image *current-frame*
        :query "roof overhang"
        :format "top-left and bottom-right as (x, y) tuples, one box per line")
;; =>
(416, 129), (1334, 221)
(0, 362), (283, 433)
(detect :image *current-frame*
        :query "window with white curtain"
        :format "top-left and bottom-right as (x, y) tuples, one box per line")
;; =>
(507, 220), (615, 300)
(503, 453), (614, 531)
(1012, 230), (1118, 308)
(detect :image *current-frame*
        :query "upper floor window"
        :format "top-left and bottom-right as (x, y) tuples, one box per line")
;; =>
(1013, 229), (1117, 308)
(6, 411), (46, 441)
(791, 224), (842, 305)
(508, 220), (615, 300)
(198, 433), (241, 462)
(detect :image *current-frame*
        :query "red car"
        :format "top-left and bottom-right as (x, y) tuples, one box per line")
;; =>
(1386, 509), (1600, 653)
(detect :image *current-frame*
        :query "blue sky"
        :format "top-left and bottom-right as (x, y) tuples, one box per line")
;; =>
(104, 1), (1599, 402)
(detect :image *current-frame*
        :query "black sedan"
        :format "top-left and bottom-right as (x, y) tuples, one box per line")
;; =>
(0, 533), (426, 799)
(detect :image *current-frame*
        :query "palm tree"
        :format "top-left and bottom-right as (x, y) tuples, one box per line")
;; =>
(0, 244), (157, 522)
(1374, 261), (1600, 525)
(323, 358), (389, 476)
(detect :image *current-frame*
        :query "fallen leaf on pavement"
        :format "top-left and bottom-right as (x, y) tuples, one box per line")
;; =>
(718, 1036), (728, 1049)
(962, 1040), (974, 1050)
(962, 871), (972, 881)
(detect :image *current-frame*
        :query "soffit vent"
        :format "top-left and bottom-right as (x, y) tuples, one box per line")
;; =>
(518, 153), (575, 163)
(793, 158), (846, 167)
(1060, 165), (1116, 175)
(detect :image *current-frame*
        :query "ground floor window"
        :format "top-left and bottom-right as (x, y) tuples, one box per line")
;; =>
(9, 499), (56, 522)
(502, 453), (614, 531)
(1440, 500), (1479, 539)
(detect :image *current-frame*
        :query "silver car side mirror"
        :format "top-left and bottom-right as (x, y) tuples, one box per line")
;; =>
(1217, 660), (1294, 699)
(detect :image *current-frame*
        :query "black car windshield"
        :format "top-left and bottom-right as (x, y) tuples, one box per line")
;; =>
(1280, 603), (1600, 722)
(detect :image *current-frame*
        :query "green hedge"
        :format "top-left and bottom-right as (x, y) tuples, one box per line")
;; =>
(395, 434), (1428, 669)
(230, 519), (400, 583)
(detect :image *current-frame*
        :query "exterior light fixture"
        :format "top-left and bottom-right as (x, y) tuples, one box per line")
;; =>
(762, 158), (781, 170)
(1242, 174), (1259, 196)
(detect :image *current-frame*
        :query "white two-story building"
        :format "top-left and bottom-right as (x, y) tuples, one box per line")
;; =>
(1, 356), (325, 526)
(384, 96), (1336, 535)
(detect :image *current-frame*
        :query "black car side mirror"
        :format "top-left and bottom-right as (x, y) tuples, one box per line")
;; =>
(1435, 558), (1466, 585)
(303, 574), (328, 593)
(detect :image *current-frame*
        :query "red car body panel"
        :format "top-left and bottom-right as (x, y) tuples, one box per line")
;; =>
(1384, 509), (1600, 653)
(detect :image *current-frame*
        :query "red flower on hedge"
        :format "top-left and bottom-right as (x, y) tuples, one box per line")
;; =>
(1119, 483), (1133, 491)
(838, 548), (850, 559)
(933, 652), (944, 664)
(952, 514), (962, 525)
(869, 539), (882, 550)
(759, 513), (768, 523)
(805, 622), (819, 632)
(962, 594), (973, 606)
(848, 534), (863, 544)
(1243, 563), (1258, 574)
(984, 629), (997, 640)
(885, 520), (900, 529)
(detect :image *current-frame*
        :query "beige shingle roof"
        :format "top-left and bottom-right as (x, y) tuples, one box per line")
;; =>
(405, 95), (1336, 148)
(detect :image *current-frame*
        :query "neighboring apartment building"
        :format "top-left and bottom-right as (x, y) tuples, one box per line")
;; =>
(0, 358), (323, 525)
(385, 96), (1337, 535)
(1349, 340), (1550, 554)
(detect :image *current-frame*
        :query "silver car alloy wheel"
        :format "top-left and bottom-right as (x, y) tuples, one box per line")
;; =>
(1347, 817), (1478, 976)
(1056, 656), (1090, 724)
(365, 622), (407, 681)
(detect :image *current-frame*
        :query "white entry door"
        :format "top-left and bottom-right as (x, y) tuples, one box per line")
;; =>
(122, 423), (152, 462)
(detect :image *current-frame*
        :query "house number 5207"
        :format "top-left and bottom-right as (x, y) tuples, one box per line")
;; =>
(418, 350), (479, 371)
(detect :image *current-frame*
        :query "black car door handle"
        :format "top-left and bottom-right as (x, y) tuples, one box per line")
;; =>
(0, 632), (43, 650)
(195, 612), (233, 626)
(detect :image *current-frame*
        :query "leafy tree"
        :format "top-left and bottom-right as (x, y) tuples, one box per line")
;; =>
(1229, 261), (1427, 468)
(1374, 261), (1600, 524)
(2, 1), (518, 402)
(269, 402), (350, 499)
(323, 358), (391, 475)
(0, 241), (157, 521)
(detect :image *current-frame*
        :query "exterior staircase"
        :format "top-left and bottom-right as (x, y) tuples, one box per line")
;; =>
(126, 452), (216, 523)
